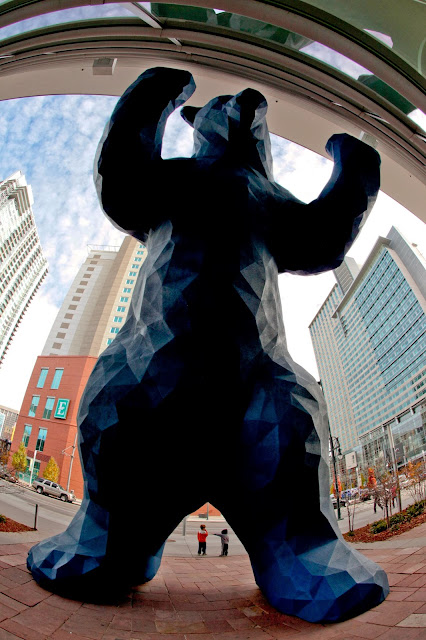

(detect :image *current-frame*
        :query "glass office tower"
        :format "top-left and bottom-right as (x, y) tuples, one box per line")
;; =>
(310, 227), (426, 465)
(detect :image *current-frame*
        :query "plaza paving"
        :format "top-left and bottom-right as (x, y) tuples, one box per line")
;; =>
(0, 521), (424, 639)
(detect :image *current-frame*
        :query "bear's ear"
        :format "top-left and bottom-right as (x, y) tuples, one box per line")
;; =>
(181, 106), (200, 127)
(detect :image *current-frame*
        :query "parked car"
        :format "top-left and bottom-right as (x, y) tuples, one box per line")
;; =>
(0, 467), (17, 483)
(32, 477), (75, 502)
(330, 494), (347, 508)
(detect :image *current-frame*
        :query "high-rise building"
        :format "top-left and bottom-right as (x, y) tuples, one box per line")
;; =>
(12, 236), (146, 497)
(0, 172), (48, 367)
(0, 404), (18, 442)
(41, 235), (145, 356)
(309, 227), (426, 468)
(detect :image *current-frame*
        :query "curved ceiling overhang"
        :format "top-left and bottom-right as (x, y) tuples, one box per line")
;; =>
(0, 1), (425, 223)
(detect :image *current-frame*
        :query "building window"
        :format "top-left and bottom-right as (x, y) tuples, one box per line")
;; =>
(134, 257), (142, 261)
(131, 265), (139, 269)
(52, 342), (62, 349)
(22, 425), (32, 446)
(128, 271), (137, 277)
(113, 316), (123, 323)
(28, 395), (40, 417)
(36, 428), (47, 452)
(126, 279), (134, 285)
(137, 250), (144, 255)
(123, 287), (131, 293)
(42, 397), (55, 419)
(110, 327), (120, 334)
(36, 368), (48, 388)
(106, 338), (114, 345)
(32, 460), (41, 478)
(120, 297), (128, 303)
(51, 369), (64, 389)
(116, 306), (126, 312)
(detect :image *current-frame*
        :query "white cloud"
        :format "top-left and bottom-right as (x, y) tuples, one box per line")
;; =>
(271, 136), (332, 202)
(162, 108), (195, 159)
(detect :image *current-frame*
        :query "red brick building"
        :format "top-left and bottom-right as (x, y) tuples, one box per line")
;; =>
(12, 355), (96, 499)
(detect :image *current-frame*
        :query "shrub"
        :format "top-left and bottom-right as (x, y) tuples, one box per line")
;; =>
(389, 513), (405, 526)
(390, 523), (400, 532)
(0, 515), (6, 524)
(370, 519), (388, 534)
(406, 502), (424, 519)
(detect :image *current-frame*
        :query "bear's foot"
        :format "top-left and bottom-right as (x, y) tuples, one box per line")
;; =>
(28, 532), (163, 601)
(27, 501), (163, 601)
(251, 537), (389, 622)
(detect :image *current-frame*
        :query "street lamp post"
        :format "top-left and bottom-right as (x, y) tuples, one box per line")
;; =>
(318, 379), (344, 521)
(62, 431), (77, 492)
(330, 433), (343, 521)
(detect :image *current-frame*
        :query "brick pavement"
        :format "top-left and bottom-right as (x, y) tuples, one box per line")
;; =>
(0, 525), (425, 639)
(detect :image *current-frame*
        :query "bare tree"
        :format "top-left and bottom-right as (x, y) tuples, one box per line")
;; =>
(370, 465), (398, 526)
(405, 460), (426, 504)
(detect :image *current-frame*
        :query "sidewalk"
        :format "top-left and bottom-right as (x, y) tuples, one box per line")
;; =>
(0, 523), (424, 638)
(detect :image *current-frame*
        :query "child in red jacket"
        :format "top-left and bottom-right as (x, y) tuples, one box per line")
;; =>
(197, 524), (208, 555)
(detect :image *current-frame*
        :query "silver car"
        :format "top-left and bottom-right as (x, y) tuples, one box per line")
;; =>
(32, 477), (75, 502)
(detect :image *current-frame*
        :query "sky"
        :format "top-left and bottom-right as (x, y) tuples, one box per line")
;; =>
(0, 4), (425, 410)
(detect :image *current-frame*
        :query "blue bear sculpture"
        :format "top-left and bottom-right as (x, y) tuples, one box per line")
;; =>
(28, 67), (389, 622)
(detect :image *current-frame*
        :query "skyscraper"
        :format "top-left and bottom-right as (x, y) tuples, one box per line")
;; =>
(309, 227), (426, 467)
(0, 404), (18, 442)
(41, 235), (145, 356)
(0, 172), (48, 367)
(11, 236), (146, 497)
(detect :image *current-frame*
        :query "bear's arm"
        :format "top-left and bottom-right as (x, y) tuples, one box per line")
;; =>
(94, 67), (195, 240)
(265, 134), (380, 275)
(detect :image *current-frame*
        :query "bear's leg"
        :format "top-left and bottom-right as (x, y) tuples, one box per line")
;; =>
(219, 370), (389, 623)
(28, 407), (206, 599)
(27, 496), (164, 600)
(27, 487), (201, 600)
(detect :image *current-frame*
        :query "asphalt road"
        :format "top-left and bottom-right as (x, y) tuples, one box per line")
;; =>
(0, 480), (420, 540)
(0, 479), (79, 534)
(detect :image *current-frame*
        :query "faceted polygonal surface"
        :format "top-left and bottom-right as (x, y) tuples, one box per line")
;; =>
(27, 67), (388, 621)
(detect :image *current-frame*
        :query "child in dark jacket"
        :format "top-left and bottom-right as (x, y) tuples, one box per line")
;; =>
(214, 529), (229, 556)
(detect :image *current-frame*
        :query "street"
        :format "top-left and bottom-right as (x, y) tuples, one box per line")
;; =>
(0, 479), (79, 535)
(336, 487), (418, 533)
(0, 480), (421, 545)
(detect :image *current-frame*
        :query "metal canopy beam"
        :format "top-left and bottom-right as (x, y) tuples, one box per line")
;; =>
(0, 1), (424, 222)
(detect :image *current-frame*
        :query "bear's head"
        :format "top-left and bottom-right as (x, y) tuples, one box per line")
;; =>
(181, 88), (274, 181)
